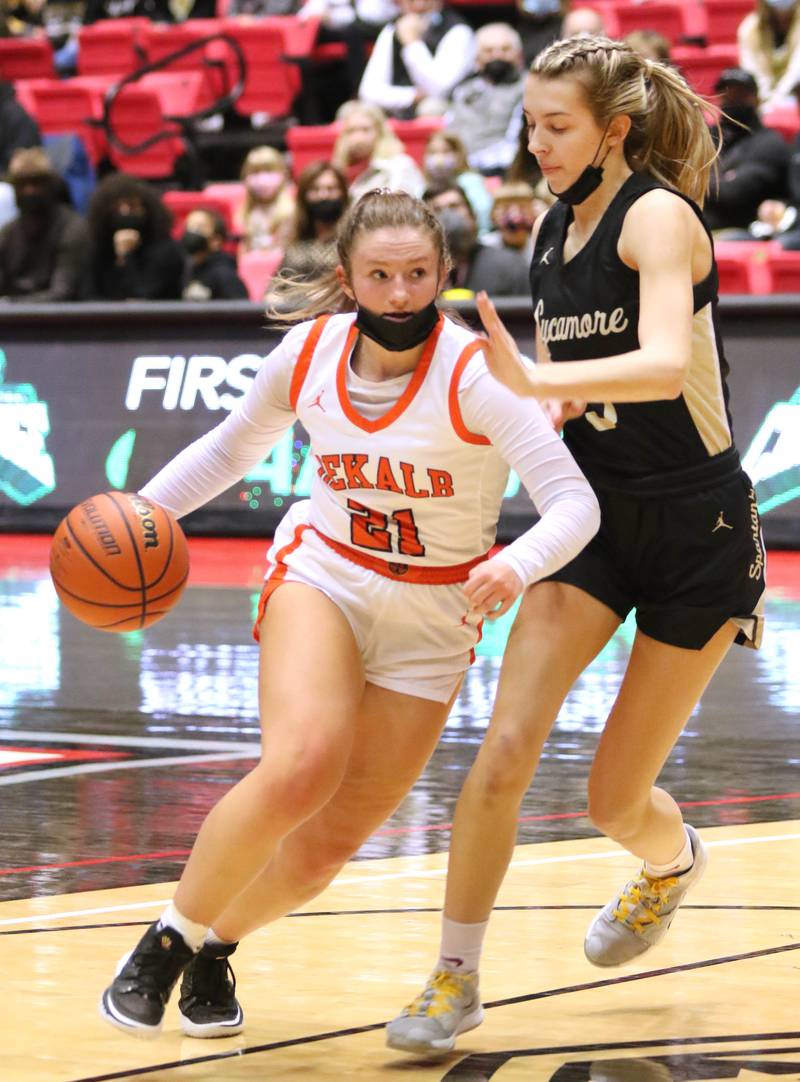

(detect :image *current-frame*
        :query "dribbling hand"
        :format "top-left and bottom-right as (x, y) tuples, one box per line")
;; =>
(543, 398), (587, 432)
(463, 558), (523, 621)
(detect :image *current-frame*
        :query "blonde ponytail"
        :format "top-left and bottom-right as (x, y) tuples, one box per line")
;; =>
(532, 36), (718, 205)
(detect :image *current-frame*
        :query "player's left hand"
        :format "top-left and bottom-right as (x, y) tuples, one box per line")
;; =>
(463, 558), (523, 621)
(476, 291), (539, 399)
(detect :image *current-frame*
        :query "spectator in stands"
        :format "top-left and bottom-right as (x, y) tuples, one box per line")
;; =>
(354, 0), (399, 42)
(445, 23), (526, 178)
(0, 147), (89, 302)
(561, 5), (606, 37)
(83, 0), (171, 23)
(87, 173), (184, 300)
(332, 100), (425, 199)
(483, 180), (551, 261)
(704, 68), (790, 232)
(737, 0), (800, 111)
(625, 29), (671, 62)
(513, 0), (564, 68)
(237, 146), (295, 253)
(181, 208), (248, 301)
(750, 82), (800, 248)
(358, 0), (476, 119)
(422, 130), (492, 233)
(4, 0), (83, 74)
(0, 182), (17, 229)
(0, 81), (41, 174)
(276, 160), (349, 281)
(423, 181), (530, 295)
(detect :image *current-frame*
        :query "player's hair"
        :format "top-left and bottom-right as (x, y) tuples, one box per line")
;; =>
(266, 189), (450, 324)
(532, 36), (717, 205)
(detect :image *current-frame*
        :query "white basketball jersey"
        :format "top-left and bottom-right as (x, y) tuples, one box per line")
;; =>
(288, 312), (510, 580)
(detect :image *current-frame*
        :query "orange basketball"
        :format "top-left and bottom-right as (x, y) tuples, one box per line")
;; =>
(49, 492), (190, 632)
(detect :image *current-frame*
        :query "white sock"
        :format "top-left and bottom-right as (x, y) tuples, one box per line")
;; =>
(644, 827), (694, 878)
(158, 902), (207, 952)
(204, 928), (238, 949)
(437, 916), (489, 975)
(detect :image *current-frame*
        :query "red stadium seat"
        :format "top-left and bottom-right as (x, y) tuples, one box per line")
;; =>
(763, 250), (800, 292)
(714, 240), (777, 294)
(763, 105), (800, 143)
(673, 43), (738, 97)
(700, 0), (755, 44)
(26, 80), (109, 166)
(216, 20), (303, 118)
(77, 20), (148, 77)
(201, 181), (246, 225)
(105, 85), (188, 178)
(163, 189), (241, 239)
(286, 123), (342, 179)
(388, 117), (445, 167)
(238, 247), (284, 301)
(606, 0), (691, 43)
(0, 38), (55, 80)
(139, 70), (215, 117)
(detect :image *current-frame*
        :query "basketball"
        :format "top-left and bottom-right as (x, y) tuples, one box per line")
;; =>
(49, 492), (190, 632)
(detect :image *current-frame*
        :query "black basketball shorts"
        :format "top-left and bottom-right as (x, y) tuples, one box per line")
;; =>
(545, 468), (766, 651)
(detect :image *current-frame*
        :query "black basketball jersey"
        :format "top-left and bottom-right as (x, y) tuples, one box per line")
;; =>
(529, 171), (738, 493)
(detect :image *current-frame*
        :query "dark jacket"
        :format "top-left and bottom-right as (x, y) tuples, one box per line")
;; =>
(183, 250), (248, 300)
(455, 242), (530, 296)
(91, 235), (185, 300)
(0, 82), (42, 174)
(704, 124), (790, 231)
(0, 203), (89, 301)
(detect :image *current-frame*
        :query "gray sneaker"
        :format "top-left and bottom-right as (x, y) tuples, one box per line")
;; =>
(386, 968), (484, 1056)
(584, 824), (707, 967)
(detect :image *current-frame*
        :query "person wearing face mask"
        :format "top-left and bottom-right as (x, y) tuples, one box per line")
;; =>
(737, 0), (800, 111)
(422, 131), (493, 234)
(513, 0), (564, 66)
(0, 147), (89, 303)
(423, 182), (530, 295)
(273, 161), (350, 286)
(483, 180), (553, 260)
(87, 173), (184, 300)
(181, 209), (248, 301)
(97, 188), (599, 1044)
(445, 23), (527, 177)
(237, 146), (296, 255)
(703, 68), (790, 233)
(357, 0), (476, 119)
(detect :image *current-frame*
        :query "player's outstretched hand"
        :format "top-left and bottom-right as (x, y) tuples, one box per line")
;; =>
(463, 558), (523, 621)
(476, 291), (537, 399)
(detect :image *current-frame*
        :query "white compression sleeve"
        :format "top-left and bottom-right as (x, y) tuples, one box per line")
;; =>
(139, 329), (300, 519)
(459, 361), (600, 588)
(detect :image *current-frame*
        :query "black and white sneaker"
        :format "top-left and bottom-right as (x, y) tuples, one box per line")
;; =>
(178, 940), (244, 1038)
(99, 922), (195, 1039)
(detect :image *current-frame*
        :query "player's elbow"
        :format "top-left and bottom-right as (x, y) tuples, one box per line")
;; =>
(656, 355), (689, 400)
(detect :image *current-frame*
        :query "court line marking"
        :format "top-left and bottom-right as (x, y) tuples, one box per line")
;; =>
(2, 830), (798, 928)
(4, 902), (800, 938)
(0, 729), (260, 753)
(0, 750), (257, 787)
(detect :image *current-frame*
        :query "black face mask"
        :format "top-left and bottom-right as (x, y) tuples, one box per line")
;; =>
(720, 104), (759, 145)
(110, 211), (147, 234)
(548, 124), (612, 207)
(355, 300), (440, 352)
(308, 197), (344, 223)
(483, 58), (518, 84)
(182, 229), (210, 255)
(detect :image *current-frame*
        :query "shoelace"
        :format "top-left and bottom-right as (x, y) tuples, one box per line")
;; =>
(187, 955), (236, 1007)
(121, 938), (189, 1000)
(611, 870), (679, 935)
(406, 971), (471, 1019)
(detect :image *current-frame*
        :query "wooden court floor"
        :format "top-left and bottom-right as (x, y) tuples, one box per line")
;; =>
(2, 539), (799, 1081)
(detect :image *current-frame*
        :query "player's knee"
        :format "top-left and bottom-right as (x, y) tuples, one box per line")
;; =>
(471, 729), (536, 804)
(285, 835), (359, 893)
(254, 742), (344, 825)
(587, 782), (643, 840)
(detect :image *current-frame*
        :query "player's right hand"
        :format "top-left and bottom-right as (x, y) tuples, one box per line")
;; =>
(543, 398), (586, 432)
(463, 558), (523, 621)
